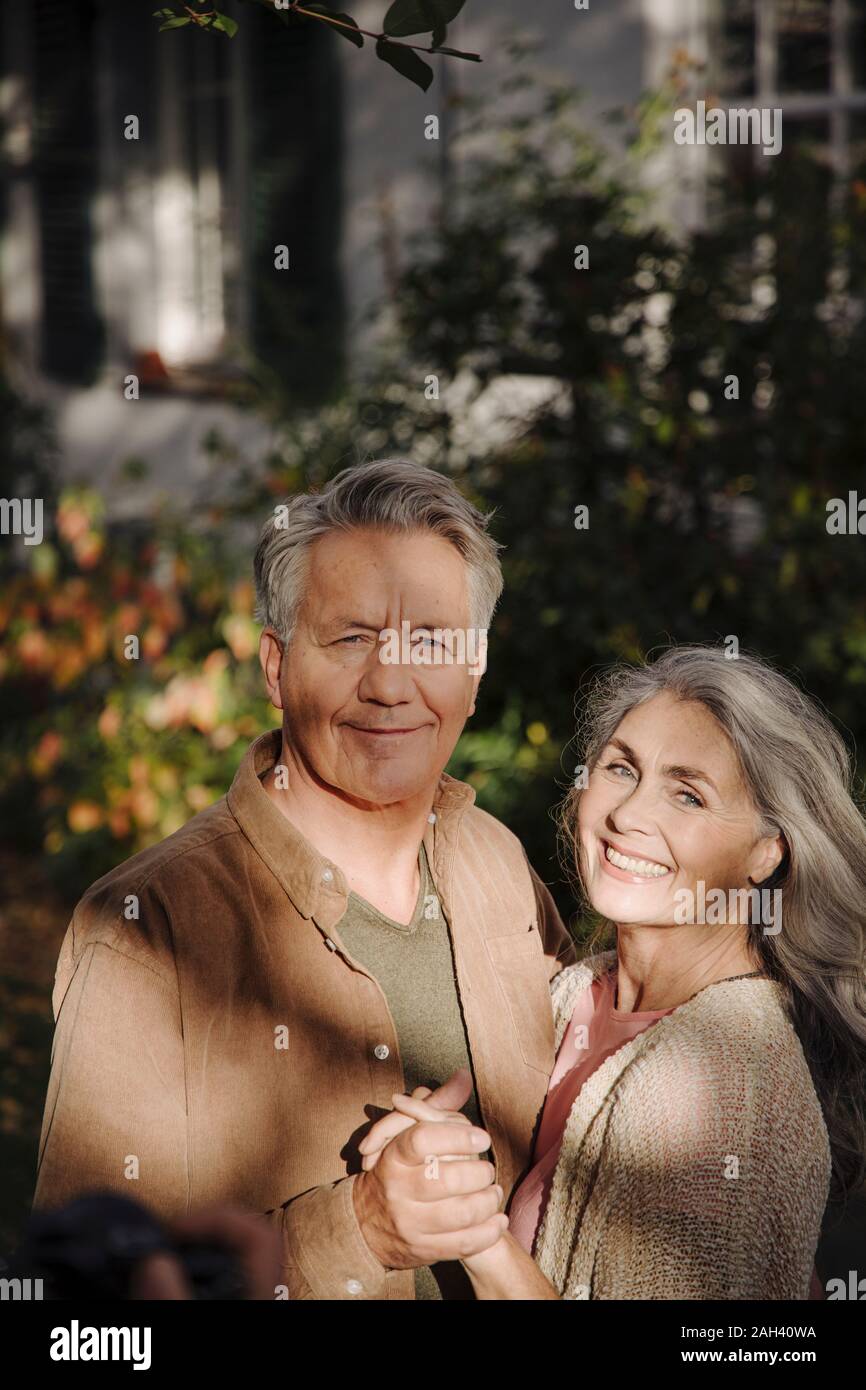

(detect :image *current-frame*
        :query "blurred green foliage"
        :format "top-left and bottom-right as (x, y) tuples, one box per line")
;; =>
(3, 65), (866, 926)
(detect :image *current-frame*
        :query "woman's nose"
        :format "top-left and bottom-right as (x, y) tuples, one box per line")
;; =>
(609, 781), (658, 834)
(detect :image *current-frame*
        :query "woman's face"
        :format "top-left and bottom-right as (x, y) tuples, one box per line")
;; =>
(577, 691), (782, 926)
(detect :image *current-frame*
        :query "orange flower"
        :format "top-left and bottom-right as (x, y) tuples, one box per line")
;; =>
(108, 806), (132, 838)
(68, 800), (103, 833)
(223, 615), (256, 661)
(57, 502), (90, 545)
(98, 706), (122, 740)
(17, 628), (51, 672)
(74, 533), (104, 570)
(142, 624), (169, 661)
(31, 730), (64, 777)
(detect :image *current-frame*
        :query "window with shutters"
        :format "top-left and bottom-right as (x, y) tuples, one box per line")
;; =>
(718, 0), (866, 179)
(31, 0), (104, 383)
(244, 7), (345, 404)
(8, 0), (344, 396)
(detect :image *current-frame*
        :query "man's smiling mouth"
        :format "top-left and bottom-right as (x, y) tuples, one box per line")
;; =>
(345, 725), (425, 736)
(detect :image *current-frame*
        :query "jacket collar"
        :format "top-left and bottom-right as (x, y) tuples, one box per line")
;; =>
(226, 728), (476, 933)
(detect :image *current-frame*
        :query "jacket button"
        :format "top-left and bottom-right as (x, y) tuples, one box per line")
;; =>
(345, 1278), (364, 1295)
(427, 812), (437, 824)
(373, 1044), (390, 1060)
(321, 867), (334, 884)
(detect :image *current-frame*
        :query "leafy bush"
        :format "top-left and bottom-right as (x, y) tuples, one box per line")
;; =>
(4, 68), (866, 918)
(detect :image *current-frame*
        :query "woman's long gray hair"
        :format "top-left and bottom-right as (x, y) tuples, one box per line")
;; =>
(558, 644), (866, 1202)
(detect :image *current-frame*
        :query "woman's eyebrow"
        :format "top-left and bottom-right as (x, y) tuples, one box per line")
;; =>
(608, 737), (639, 762)
(607, 740), (719, 794)
(663, 763), (718, 793)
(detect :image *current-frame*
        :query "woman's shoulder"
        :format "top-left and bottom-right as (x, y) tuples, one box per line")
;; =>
(550, 949), (616, 1046)
(630, 975), (801, 1071)
(619, 977), (830, 1159)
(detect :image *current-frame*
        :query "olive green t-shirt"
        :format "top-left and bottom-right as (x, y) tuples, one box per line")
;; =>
(336, 843), (481, 1300)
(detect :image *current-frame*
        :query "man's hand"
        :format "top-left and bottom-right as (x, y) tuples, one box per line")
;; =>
(352, 1070), (506, 1269)
(358, 1066), (475, 1170)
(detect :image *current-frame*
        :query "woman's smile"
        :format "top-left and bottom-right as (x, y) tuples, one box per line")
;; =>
(597, 837), (673, 884)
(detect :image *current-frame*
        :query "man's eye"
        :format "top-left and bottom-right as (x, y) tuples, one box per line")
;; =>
(337, 635), (366, 645)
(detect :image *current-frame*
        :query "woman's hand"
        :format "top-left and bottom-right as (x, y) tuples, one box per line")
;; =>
(358, 1066), (476, 1171)
(356, 1074), (559, 1296)
(352, 1081), (505, 1270)
(461, 1228), (560, 1300)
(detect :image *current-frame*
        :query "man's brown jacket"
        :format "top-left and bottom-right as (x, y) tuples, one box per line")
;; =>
(33, 729), (577, 1298)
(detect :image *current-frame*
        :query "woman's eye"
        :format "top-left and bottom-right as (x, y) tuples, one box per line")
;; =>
(678, 788), (704, 809)
(602, 761), (635, 779)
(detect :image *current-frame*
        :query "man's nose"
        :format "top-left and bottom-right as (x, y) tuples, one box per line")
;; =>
(357, 644), (416, 703)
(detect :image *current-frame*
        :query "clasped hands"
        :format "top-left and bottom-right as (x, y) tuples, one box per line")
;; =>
(352, 1066), (509, 1272)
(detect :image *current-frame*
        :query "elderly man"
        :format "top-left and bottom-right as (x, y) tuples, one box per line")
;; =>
(33, 458), (576, 1300)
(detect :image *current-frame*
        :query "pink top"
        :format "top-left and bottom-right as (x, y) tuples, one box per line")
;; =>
(509, 967), (672, 1255)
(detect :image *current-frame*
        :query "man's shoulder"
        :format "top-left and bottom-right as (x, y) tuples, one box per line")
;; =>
(50, 806), (244, 1011)
(67, 799), (240, 968)
(81, 796), (239, 905)
(454, 800), (531, 866)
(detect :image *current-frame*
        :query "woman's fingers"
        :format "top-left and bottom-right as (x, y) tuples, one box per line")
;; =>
(392, 1093), (470, 1126)
(358, 1080), (473, 1169)
(358, 1108), (418, 1166)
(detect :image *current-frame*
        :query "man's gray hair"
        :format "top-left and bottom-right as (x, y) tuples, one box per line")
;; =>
(253, 458), (504, 641)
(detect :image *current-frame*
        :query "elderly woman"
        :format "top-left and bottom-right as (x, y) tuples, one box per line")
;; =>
(360, 646), (866, 1298)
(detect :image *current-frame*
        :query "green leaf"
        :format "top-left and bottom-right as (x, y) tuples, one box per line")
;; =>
(375, 37), (433, 90)
(159, 15), (193, 27)
(212, 11), (239, 36)
(301, 4), (364, 46)
(152, 8), (176, 17)
(383, 0), (465, 44)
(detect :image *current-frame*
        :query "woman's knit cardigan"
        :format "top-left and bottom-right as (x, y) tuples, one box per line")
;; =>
(532, 951), (831, 1300)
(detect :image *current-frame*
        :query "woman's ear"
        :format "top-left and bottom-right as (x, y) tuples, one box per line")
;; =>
(748, 830), (787, 886)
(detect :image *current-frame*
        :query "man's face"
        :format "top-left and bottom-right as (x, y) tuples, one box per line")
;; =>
(261, 527), (483, 808)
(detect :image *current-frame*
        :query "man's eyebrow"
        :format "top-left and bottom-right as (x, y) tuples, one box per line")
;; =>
(325, 617), (380, 631)
(605, 740), (719, 793)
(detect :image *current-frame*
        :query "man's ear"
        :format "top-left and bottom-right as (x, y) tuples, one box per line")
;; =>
(748, 830), (786, 886)
(467, 670), (483, 718)
(467, 629), (487, 716)
(259, 629), (285, 711)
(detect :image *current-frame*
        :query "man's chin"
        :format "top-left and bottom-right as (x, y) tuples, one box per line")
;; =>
(341, 768), (435, 809)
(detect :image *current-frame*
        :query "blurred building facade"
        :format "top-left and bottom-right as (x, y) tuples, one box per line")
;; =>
(1, 0), (864, 489)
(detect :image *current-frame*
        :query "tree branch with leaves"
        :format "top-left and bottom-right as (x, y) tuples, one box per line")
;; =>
(152, 0), (480, 88)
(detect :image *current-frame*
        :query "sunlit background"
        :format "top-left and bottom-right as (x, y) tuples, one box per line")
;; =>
(2, 0), (866, 1284)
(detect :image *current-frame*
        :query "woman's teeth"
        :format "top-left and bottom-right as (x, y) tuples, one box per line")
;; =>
(605, 844), (670, 878)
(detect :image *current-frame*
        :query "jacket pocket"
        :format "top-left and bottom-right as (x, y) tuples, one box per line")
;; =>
(484, 928), (554, 1075)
